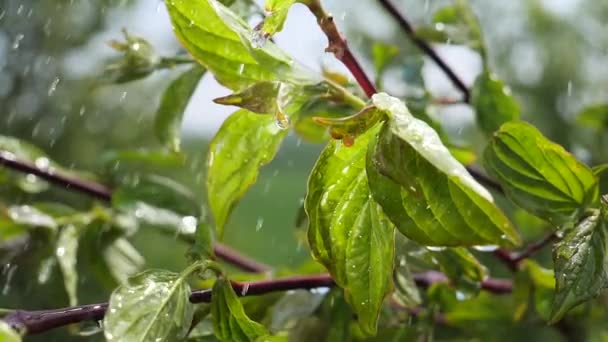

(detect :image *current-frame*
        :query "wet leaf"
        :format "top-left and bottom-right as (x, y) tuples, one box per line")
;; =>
(261, 0), (297, 37)
(368, 93), (520, 247)
(325, 291), (352, 342)
(7, 205), (57, 230)
(430, 247), (488, 288)
(269, 290), (325, 332)
(305, 126), (394, 335)
(472, 71), (520, 135)
(484, 121), (598, 224)
(118, 201), (198, 237)
(102, 238), (145, 285)
(0, 321), (21, 342)
(393, 257), (421, 307)
(104, 269), (194, 341)
(550, 210), (608, 323)
(207, 110), (287, 237)
(211, 277), (269, 341)
(113, 174), (200, 217)
(56, 224), (80, 306)
(165, 0), (314, 90)
(155, 65), (206, 152)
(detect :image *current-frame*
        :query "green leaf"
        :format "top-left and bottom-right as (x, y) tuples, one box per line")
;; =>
(211, 277), (269, 341)
(207, 110), (287, 236)
(165, 0), (313, 90)
(155, 65), (206, 152)
(7, 205), (57, 230)
(113, 174), (200, 217)
(305, 126), (394, 335)
(269, 290), (325, 332)
(102, 237), (146, 285)
(430, 247), (488, 287)
(261, 0), (297, 37)
(550, 210), (608, 323)
(484, 121), (598, 224)
(118, 201), (198, 237)
(104, 269), (194, 341)
(0, 321), (21, 342)
(56, 224), (80, 306)
(393, 256), (421, 307)
(472, 71), (520, 135)
(576, 104), (608, 129)
(325, 291), (352, 342)
(368, 93), (520, 247)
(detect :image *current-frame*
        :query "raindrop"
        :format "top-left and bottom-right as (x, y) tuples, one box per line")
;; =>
(48, 77), (60, 96)
(255, 217), (264, 231)
(120, 91), (127, 102)
(35, 157), (50, 169)
(275, 112), (290, 130)
(567, 81), (572, 96)
(472, 245), (499, 252)
(238, 63), (245, 75)
(241, 283), (250, 296)
(12, 34), (24, 50)
(426, 246), (446, 252)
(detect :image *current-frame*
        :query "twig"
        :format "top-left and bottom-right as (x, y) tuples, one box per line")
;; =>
(4, 272), (511, 335)
(0, 152), (271, 273)
(0, 152), (112, 201)
(377, 0), (471, 102)
(305, 0), (377, 98)
(493, 233), (557, 271)
(212, 243), (271, 273)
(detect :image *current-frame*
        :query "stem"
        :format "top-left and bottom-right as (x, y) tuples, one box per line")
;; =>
(0, 152), (112, 201)
(0, 153), (271, 274)
(4, 272), (511, 335)
(305, 0), (377, 98)
(494, 233), (557, 271)
(376, 0), (471, 102)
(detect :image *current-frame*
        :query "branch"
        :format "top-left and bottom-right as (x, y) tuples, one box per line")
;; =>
(4, 272), (511, 335)
(493, 233), (557, 271)
(0, 152), (112, 201)
(377, 0), (471, 102)
(0, 152), (270, 273)
(305, 0), (377, 98)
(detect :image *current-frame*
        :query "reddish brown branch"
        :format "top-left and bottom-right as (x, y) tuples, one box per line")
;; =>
(306, 0), (377, 98)
(4, 272), (511, 335)
(0, 152), (112, 201)
(494, 233), (557, 271)
(377, 0), (471, 102)
(0, 152), (270, 273)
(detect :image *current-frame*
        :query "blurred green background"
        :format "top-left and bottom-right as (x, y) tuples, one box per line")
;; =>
(1, 0), (608, 340)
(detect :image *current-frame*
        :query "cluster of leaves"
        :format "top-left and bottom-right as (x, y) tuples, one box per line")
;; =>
(3, 0), (608, 341)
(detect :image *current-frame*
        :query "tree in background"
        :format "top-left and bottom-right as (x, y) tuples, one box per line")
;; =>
(1, 0), (608, 341)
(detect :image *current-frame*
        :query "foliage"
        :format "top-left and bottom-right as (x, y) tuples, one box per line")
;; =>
(2, 0), (608, 341)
